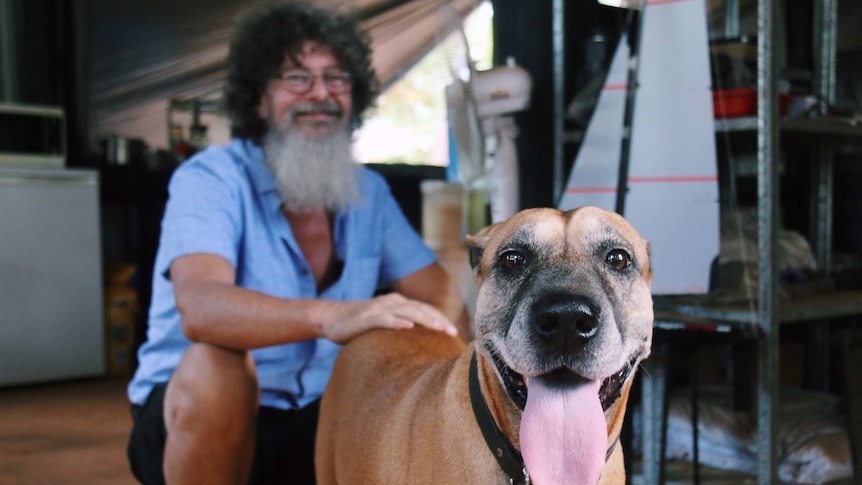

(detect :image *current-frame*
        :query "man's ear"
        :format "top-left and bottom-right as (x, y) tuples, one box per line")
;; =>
(256, 89), (272, 120)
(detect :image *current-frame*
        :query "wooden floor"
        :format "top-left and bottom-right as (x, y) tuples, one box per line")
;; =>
(0, 377), (747, 485)
(0, 377), (829, 485)
(0, 377), (136, 485)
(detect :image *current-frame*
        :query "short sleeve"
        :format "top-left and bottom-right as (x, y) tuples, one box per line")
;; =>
(155, 151), (244, 277)
(370, 172), (437, 285)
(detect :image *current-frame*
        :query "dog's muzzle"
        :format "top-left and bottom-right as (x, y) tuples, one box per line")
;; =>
(532, 294), (601, 352)
(516, 292), (638, 409)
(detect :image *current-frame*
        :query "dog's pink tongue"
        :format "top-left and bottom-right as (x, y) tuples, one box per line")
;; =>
(519, 377), (607, 485)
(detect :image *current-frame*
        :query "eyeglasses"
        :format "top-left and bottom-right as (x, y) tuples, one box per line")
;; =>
(275, 70), (353, 95)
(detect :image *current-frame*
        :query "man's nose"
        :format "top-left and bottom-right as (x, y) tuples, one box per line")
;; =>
(305, 75), (331, 100)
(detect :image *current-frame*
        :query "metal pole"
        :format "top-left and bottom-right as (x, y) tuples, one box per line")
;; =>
(811, 0), (838, 273)
(724, 0), (740, 39)
(756, 0), (780, 482)
(640, 348), (667, 485)
(615, 6), (645, 216)
(0, 0), (19, 102)
(552, 0), (565, 205)
(807, 0), (838, 395)
(813, 0), (837, 114)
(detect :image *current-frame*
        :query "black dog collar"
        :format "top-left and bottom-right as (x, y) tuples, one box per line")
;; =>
(469, 351), (530, 484)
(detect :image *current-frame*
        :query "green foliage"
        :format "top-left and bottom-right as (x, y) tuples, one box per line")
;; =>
(354, 2), (493, 166)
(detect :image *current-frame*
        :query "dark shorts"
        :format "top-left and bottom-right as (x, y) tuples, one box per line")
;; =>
(127, 382), (320, 485)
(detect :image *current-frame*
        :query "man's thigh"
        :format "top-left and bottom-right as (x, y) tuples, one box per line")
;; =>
(127, 384), (320, 485)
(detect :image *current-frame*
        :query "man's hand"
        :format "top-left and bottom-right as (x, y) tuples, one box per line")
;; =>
(316, 293), (459, 345)
(170, 254), (467, 350)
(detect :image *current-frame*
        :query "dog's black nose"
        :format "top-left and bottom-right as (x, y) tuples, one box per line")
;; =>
(533, 296), (599, 351)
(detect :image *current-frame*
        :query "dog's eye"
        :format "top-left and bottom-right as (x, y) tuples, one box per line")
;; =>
(498, 250), (527, 271)
(606, 249), (631, 271)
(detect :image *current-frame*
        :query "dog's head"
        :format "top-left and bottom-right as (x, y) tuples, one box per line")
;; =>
(466, 206), (653, 484)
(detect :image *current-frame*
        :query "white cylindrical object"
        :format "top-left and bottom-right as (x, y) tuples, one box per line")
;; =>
(490, 117), (519, 223)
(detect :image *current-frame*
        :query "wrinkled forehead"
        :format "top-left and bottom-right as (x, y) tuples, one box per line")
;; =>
(568, 207), (629, 240)
(566, 207), (648, 258)
(484, 212), (565, 256)
(484, 207), (646, 259)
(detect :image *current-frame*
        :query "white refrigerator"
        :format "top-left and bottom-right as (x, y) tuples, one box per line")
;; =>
(0, 168), (105, 386)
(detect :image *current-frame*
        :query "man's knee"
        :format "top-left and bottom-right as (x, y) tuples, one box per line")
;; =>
(165, 344), (259, 438)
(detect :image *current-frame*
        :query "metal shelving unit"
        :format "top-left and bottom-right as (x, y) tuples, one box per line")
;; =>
(655, 290), (862, 329)
(716, 115), (862, 136)
(658, 0), (858, 483)
(554, 1), (860, 484)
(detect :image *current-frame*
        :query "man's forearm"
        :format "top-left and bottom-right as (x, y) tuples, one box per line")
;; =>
(176, 282), (324, 350)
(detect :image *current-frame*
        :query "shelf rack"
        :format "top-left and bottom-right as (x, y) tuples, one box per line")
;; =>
(716, 115), (862, 136)
(655, 290), (862, 329)
(672, 1), (855, 483)
(166, 97), (224, 152)
(553, 1), (859, 484)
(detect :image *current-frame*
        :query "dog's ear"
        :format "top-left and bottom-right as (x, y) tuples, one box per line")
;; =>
(466, 223), (496, 282)
(467, 221), (503, 281)
(643, 241), (654, 286)
(465, 233), (487, 272)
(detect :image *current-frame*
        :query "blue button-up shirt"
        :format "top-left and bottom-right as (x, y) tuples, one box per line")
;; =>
(128, 139), (436, 409)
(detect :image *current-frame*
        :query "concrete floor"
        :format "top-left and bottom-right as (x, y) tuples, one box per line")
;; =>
(0, 377), (136, 485)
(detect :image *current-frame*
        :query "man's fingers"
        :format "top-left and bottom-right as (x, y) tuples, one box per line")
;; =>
(391, 300), (458, 337)
(321, 295), (460, 343)
(368, 294), (457, 336)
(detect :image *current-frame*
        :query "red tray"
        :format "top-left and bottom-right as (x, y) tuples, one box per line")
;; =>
(713, 88), (790, 118)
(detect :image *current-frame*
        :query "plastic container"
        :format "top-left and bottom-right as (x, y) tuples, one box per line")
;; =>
(712, 88), (791, 118)
(420, 180), (464, 250)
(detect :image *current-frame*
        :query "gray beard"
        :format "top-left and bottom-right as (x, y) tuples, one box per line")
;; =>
(263, 126), (360, 214)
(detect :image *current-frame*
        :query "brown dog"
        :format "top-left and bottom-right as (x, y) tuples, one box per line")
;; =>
(315, 206), (653, 484)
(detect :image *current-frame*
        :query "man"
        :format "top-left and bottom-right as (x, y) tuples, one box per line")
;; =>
(126, 2), (471, 484)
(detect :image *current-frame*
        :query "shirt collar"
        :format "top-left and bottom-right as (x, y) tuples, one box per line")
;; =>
(239, 138), (280, 198)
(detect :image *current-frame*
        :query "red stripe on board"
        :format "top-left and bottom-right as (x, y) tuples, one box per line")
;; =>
(603, 83), (628, 91)
(565, 175), (717, 193)
(629, 175), (718, 183)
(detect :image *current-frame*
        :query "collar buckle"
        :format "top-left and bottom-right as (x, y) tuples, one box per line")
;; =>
(508, 466), (530, 485)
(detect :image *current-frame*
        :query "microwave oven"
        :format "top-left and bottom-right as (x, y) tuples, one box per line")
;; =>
(0, 102), (66, 168)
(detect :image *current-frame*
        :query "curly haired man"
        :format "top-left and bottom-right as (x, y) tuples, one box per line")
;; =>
(126, 2), (470, 483)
